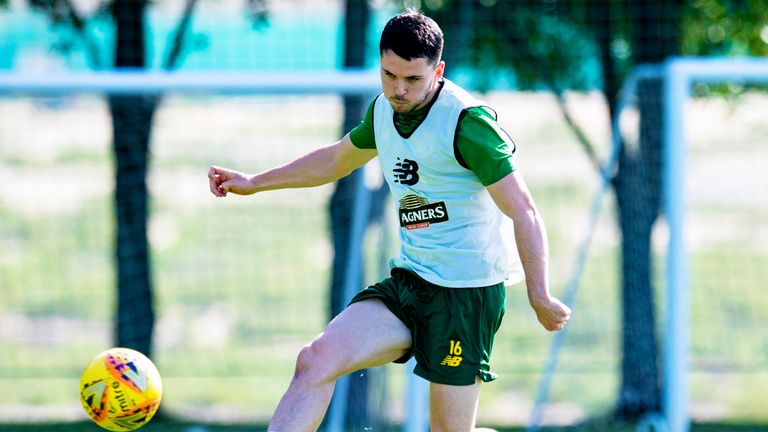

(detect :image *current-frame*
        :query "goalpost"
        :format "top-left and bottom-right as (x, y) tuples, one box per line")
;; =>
(663, 57), (768, 432)
(511, 57), (768, 432)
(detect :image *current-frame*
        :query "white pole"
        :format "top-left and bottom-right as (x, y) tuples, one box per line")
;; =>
(662, 58), (691, 432)
(327, 167), (373, 432)
(0, 70), (380, 94)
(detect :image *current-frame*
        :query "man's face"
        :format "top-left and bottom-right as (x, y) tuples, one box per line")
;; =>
(380, 49), (444, 113)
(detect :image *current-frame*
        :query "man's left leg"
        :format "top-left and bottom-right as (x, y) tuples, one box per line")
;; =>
(429, 379), (482, 432)
(268, 299), (411, 431)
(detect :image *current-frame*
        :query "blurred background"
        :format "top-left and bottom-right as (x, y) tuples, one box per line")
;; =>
(1, 0), (767, 431)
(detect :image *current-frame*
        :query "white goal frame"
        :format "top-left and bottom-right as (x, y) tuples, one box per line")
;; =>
(663, 57), (768, 432)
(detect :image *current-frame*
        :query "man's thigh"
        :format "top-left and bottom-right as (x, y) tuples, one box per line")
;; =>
(312, 299), (412, 376)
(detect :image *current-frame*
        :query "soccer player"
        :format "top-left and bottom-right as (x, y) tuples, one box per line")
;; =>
(208, 10), (571, 432)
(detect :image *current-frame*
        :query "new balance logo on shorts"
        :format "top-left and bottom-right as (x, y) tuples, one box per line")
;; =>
(440, 355), (463, 367)
(441, 340), (463, 367)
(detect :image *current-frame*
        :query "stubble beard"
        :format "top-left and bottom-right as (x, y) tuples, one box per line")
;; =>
(390, 79), (437, 113)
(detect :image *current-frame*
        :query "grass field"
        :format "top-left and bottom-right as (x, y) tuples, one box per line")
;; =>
(1, 91), (767, 427)
(1, 420), (767, 432)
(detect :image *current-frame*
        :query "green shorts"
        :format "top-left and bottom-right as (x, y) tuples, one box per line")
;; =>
(349, 268), (506, 386)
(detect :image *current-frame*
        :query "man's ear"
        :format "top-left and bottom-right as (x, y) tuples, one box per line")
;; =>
(434, 60), (445, 80)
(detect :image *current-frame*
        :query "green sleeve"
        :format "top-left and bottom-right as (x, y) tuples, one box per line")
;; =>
(349, 97), (377, 149)
(455, 106), (516, 186)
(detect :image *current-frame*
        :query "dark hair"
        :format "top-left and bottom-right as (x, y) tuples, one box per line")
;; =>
(379, 10), (443, 66)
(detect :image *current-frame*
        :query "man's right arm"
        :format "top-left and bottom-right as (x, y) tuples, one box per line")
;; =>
(208, 133), (377, 197)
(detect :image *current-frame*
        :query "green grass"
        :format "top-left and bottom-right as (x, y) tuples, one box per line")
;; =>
(0, 420), (767, 432)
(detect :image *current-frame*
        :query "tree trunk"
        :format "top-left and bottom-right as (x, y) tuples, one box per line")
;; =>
(590, 0), (618, 116)
(612, 0), (682, 419)
(110, 0), (158, 358)
(330, 0), (370, 319)
(612, 76), (663, 418)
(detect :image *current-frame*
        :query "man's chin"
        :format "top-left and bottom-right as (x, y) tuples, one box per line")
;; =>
(389, 100), (412, 112)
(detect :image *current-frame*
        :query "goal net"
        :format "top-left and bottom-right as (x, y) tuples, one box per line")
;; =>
(3, 59), (767, 431)
(0, 70), (626, 429)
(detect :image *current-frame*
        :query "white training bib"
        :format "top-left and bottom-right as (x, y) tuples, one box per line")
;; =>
(374, 79), (523, 287)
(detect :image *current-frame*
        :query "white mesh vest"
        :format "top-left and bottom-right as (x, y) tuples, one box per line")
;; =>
(374, 79), (524, 287)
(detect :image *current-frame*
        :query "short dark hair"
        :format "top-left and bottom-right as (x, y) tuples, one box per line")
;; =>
(379, 10), (443, 66)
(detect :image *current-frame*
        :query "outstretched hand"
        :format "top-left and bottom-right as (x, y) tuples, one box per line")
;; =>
(529, 295), (571, 332)
(208, 166), (253, 197)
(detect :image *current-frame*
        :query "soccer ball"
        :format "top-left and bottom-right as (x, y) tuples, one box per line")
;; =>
(79, 348), (163, 431)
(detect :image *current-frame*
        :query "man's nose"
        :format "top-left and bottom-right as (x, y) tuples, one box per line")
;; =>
(394, 82), (407, 96)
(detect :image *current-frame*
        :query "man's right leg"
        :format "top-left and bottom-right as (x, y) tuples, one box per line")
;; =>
(268, 298), (411, 432)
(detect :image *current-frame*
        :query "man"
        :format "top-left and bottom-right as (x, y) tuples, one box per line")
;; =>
(208, 10), (571, 432)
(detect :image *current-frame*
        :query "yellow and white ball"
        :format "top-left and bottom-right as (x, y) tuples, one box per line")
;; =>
(79, 348), (163, 431)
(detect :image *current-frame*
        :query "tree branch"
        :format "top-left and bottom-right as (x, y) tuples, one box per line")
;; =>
(163, 0), (198, 70)
(60, 0), (103, 68)
(550, 88), (604, 177)
(499, 13), (605, 178)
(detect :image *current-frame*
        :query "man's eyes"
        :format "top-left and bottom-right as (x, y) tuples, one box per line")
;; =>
(384, 72), (420, 82)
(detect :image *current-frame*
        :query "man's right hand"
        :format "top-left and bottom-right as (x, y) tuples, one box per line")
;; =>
(208, 166), (254, 197)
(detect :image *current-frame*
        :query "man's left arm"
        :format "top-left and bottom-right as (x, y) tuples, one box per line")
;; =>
(486, 171), (571, 331)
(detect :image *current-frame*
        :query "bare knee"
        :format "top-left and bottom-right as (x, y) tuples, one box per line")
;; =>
(430, 409), (479, 432)
(292, 339), (340, 386)
(430, 423), (495, 432)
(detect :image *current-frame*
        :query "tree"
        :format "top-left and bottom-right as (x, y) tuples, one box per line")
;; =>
(20, 0), (208, 358)
(109, 0), (157, 358)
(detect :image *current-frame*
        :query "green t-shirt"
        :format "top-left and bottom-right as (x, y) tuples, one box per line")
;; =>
(349, 96), (516, 186)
